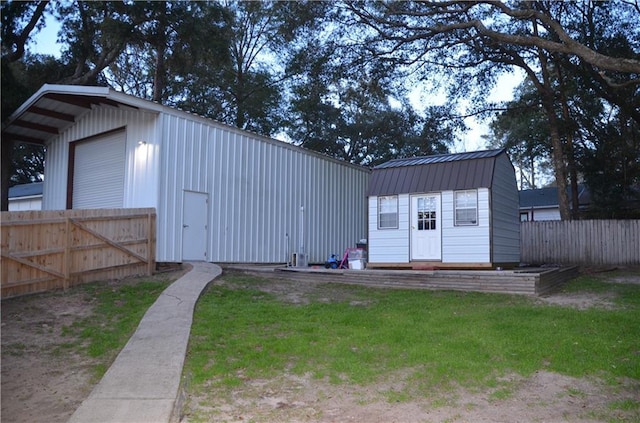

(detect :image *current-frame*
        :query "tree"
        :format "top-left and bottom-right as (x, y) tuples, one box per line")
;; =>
(489, 81), (554, 190)
(579, 115), (640, 218)
(1, 1), (231, 209)
(168, 1), (321, 135)
(346, 0), (639, 219)
(285, 33), (456, 165)
(1, 53), (72, 209)
(1, 1), (51, 210)
(105, 1), (230, 103)
(488, 3), (640, 216)
(1, 0), (50, 63)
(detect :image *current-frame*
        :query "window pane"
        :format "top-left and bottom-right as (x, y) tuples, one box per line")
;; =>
(455, 190), (478, 225)
(379, 196), (398, 229)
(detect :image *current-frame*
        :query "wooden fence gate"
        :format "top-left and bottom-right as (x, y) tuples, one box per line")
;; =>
(1, 208), (156, 299)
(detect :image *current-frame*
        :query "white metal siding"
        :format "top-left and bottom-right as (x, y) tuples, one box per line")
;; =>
(42, 100), (368, 264)
(525, 208), (561, 221)
(441, 189), (491, 263)
(490, 154), (520, 263)
(42, 134), (69, 210)
(8, 197), (42, 211)
(368, 194), (410, 263)
(43, 106), (160, 210)
(72, 131), (125, 208)
(156, 112), (369, 263)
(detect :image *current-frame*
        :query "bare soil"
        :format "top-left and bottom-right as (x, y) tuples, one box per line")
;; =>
(2, 268), (639, 423)
(1, 268), (187, 423)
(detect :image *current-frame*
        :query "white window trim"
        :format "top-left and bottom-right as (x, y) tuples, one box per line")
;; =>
(378, 195), (398, 229)
(454, 189), (478, 226)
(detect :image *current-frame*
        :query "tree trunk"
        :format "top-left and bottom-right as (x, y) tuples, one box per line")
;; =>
(545, 109), (571, 220)
(1, 141), (13, 211)
(557, 65), (580, 218)
(152, 6), (168, 103)
(534, 22), (571, 220)
(153, 42), (166, 103)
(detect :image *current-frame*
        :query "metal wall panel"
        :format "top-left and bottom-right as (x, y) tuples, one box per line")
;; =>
(42, 133), (69, 210)
(156, 112), (370, 263)
(43, 106), (160, 211)
(43, 101), (369, 264)
(490, 154), (520, 263)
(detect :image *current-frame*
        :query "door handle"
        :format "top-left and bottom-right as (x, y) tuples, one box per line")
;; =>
(183, 224), (189, 228)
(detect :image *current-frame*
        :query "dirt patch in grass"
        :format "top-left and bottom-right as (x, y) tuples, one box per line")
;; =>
(535, 268), (640, 310)
(2, 267), (639, 423)
(0, 268), (187, 423)
(182, 370), (638, 423)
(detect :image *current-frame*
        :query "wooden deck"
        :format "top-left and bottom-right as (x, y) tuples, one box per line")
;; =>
(223, 265), (579, 296)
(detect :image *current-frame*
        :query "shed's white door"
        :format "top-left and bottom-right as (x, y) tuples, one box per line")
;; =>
(410, 194), (442, 260)
(182, 191), (208, 261)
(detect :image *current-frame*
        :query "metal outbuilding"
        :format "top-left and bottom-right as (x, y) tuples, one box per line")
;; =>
(2, 84), (370, 264)
(367, 149), (520, 268)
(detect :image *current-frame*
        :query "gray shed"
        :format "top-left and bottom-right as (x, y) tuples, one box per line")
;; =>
(367, 149), (520, 268)
(2, 84), (370, 264)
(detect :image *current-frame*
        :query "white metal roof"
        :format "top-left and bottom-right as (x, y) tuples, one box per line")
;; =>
(1, 84), (163, 146)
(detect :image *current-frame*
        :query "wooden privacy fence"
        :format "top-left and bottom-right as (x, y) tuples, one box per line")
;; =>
(1, 208), (156, 299)
(521, 220), (640, 266)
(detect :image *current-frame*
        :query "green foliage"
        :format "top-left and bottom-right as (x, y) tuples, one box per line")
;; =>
(107, 1), (231, 103)
(489, 80), (554, 189)
(186, 274), (640, 394)
(578, 116), (640, 219)
(2, 54), (73, 186)
(285, 41), (457, 165)
(4, 0), (639, 186)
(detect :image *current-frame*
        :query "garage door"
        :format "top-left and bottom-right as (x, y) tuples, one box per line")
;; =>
(72, 131), (126, 208)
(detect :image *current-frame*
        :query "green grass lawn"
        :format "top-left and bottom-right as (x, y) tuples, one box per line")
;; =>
(185, 272), (640, 395)
(60, 277), (173, 377)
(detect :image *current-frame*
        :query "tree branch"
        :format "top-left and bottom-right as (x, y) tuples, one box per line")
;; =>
(3, 1), (50, 63)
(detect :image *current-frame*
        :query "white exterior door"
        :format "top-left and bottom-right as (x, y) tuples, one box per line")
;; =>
(182, 191), (208, 261)
(411, 194), (442, 260)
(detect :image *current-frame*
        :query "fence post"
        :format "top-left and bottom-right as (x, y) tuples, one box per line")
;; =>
(147, 211), (154, 275)
(63, 216), (71, 290)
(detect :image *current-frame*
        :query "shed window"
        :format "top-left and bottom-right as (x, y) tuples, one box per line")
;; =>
(378, 196), (398, 229)
(455, 190), (478, 225)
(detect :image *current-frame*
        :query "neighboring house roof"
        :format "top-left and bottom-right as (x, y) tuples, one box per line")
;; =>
(518, 187), (559, 208)
(368, 148), (506, 196)
(519, 185), (590, 209)
(8, 182), (43, 198)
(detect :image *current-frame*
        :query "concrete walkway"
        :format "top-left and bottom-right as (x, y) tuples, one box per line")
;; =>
(68, 262), (222, 423)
